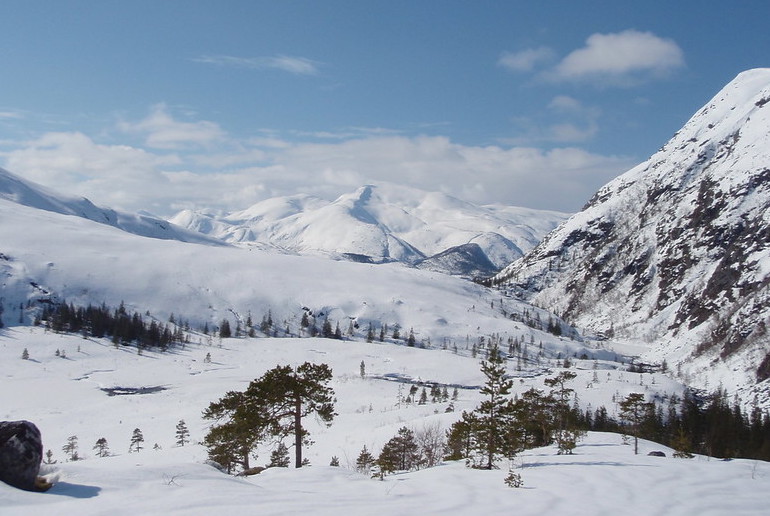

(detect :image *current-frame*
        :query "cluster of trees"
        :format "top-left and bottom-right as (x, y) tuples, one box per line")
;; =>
(583, 388), (770, 461)
(202, 362), (336, 473)
(37, 302), (188, 351)
(446, 346), (584, 469)
(355, 422), (446, 478)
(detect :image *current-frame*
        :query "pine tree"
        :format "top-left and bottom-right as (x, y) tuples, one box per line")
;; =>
(219, 319), (232, 339)
(62, 435), (79, 461)
(619, 393), (652, 455)
(204, 362), (336, 472)
(175, 419), (190, 447)
(329, 456), (340, 466)
(93, 437), (110, 457)
(467, 344), (519, 469)
(129, 428), (145, 453)
(360, 360), (366, 379)
(355, 445), (376, 474)
(44, 449), (56, 464)
(21, 348), (29, 360)
(544, 371), (580, 454)
(377, 426), (421, 474)
(407, 328), (416, 347)
(268, 442), (290, 467)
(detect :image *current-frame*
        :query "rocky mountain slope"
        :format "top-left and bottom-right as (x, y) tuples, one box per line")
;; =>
(489, 69), (770, 406)
(170, 183), (568, 273)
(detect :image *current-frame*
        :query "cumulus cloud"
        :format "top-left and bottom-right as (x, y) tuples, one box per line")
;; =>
(550, 30), (684, 85)
(498, 46), (555, 72)
(193, 54), (321, 76)
(1, 131), (180, 212)
(118, 103), (226, 149)
(1, 113), (636, 216)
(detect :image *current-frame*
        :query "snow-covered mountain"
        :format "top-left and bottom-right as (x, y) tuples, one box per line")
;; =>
(170, 183), (568, 273)
(0, 172), (579, 354)
(490, 69), (770, 405)
(0, 167), (223, 246)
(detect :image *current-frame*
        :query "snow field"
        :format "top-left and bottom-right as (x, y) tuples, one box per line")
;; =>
(1, 327), (768, 515)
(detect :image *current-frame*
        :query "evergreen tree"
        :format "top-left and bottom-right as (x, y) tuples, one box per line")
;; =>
(544, 371), (581, 454)
(407, 328), (416, 347)
(44, 449), (56, 464)
(129, 428), (145, 453)
(619, 393), (652, 455)
(268, 442), (290, 467)
(204, 362), (336, 471)
(21, 348), (29, 360)
(62, 435), (79, 461)
(355, 445), (376, 474)
(93, 437), (110, 458)
(466, 344), (519, 469)
(176, 419), (190, 447)
(377, 426), (421, 474)
(366, 323), (375, 343)
(360, 360), (366, 379)
(322, 317), (333, 338)
(329, 455), (340, 466)
(219, 319), (232, 339)
(445, 412), (477, 461)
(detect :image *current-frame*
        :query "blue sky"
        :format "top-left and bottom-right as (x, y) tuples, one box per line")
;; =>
(0, 1), (768, 216)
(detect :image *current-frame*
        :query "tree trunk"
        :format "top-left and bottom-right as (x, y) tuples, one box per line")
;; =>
(294, 394), (303, 468)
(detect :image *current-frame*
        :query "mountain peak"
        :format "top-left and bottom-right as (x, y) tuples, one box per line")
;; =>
(172, 183), (567, 272)
(491, 69), (770, 403)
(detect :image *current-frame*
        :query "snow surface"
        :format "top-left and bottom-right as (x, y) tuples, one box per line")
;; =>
(1, 327), (767, 515)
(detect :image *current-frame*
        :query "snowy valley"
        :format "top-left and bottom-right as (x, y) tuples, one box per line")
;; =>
(1, 69), (770, 515)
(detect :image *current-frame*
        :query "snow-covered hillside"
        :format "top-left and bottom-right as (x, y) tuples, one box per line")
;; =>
(0, 167), (223, 246)
(0, 174), (580, 356)
(2, 327), (767, 516)
(491, 69), (770, 407)
(170, 183), (568, 272)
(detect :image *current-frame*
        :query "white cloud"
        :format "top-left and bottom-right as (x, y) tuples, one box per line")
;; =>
(1, 131), (180, 212)
(1, 113), (636, 216)
(498, 46), (555, 72)
(193, 54), (321, 76)
(550, 30), (684, 85)
(118, 104), (226, 149)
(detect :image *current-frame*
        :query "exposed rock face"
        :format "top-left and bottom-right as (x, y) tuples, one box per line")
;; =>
(0, 420), (44, 491)
(490, 69), (770, 405)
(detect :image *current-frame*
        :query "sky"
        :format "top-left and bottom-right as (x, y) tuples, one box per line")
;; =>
(0, 0), (768, 217)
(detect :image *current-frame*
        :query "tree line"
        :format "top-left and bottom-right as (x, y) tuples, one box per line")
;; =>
(36, 301), (188, 351)
(583, 387), (770, 461)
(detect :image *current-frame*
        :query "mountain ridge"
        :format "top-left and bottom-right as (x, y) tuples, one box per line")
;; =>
(170, 182), (569, 273)
(490, 68), (770, 404)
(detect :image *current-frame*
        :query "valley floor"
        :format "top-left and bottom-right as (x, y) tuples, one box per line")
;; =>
(1, 327), (767, 515)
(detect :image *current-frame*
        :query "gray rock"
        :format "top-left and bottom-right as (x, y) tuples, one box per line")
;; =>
(0, 420), (45, 491)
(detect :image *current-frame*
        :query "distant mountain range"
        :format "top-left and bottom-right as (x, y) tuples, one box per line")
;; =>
(170, 183), (568, 276)
(490, 68), (770, 405)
